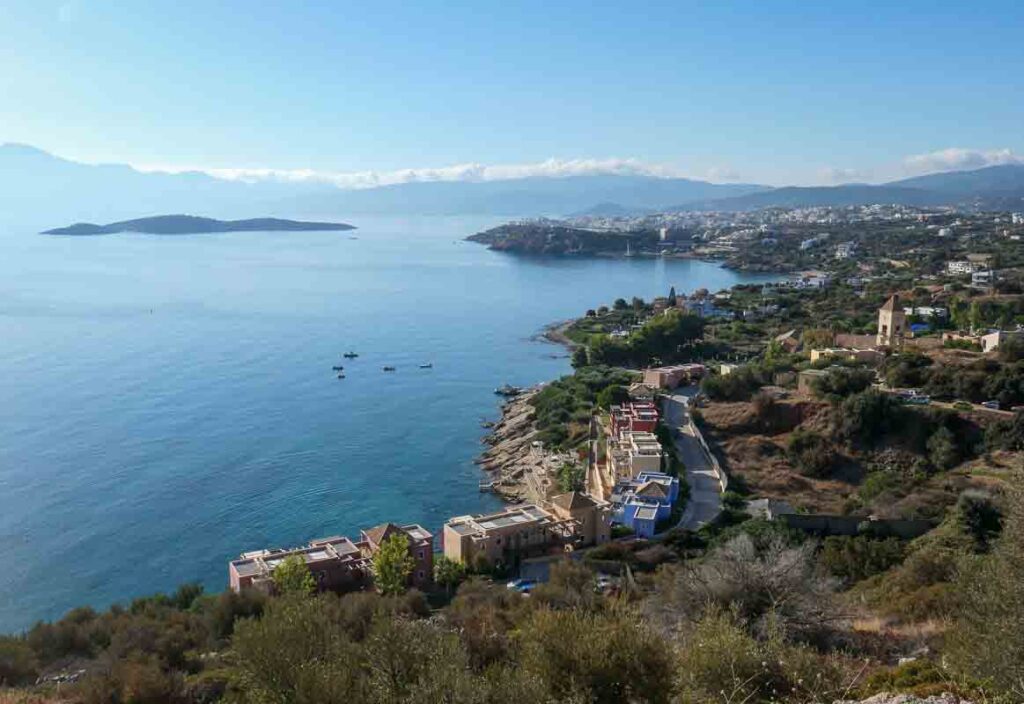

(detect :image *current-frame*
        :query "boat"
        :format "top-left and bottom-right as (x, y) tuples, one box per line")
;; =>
(343, 352), (359, 359)
(332, 365), (344, 371)
(419, 363), (433, 369)
(337, 373), (346, 379)
(382, 366), (396, 372)
(494, 384), (521, 397)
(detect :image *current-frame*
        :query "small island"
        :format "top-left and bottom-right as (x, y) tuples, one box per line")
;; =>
(42, 214), (356, 236)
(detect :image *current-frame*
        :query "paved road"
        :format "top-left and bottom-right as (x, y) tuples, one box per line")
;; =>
(662, 387), (723, 530)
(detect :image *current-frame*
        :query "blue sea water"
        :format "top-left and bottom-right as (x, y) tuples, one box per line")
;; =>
(0, 216), (773, 631)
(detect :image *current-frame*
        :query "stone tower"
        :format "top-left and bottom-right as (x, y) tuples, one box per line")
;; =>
(877, 294), (906, 348)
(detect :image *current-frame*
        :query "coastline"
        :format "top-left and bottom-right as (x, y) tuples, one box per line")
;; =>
(475, 316), (587, 504)
(537, 319), (579, 350)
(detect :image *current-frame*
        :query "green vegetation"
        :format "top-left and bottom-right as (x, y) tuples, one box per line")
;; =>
(555, 461), (585, 492)
(529, 365), (636, 449)
(371, 534), (414, 596)
(433, 556), (467, 597)
(272, 554), (315, 596)
(580, 309), (706, 368)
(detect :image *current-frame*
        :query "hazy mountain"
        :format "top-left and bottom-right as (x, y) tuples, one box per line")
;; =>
(673, 165), (1024, 212)
(3, 144), (1024, 232)
(681, 184), (949, 211)
(889, 164), (1024, 195)
(0, 144), (764, 229)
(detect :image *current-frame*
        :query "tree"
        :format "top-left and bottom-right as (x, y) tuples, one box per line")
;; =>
(433, 556), (466, 597)
(667, 286), (677, 306)
(232, 594), (365, 703)
(926, 425), (959, 470)
(595, 384), (629, 409)
(372, 534), (414, 596)
(947, 478), (1024, 699)
(613, 298), (628, 310)
(273, 554), (316, 596)
(556, 462), (585, 492)
(570, 346), (589, 369)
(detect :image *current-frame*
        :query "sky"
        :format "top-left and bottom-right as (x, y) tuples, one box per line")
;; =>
(1, 1), (1023, 187)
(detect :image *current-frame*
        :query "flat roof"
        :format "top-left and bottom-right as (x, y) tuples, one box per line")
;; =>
(231, 559), (262, 577)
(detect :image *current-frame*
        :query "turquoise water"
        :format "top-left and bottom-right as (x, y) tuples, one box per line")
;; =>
(0, 216), (772, 631)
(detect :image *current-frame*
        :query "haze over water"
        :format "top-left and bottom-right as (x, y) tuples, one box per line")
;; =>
(0, 216), (773, 631)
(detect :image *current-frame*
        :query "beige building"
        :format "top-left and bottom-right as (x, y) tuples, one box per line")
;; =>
(642, 363), (706, 389)
(607, 431), (664, 480)
(877, 294), (907, 348)
(442, 492), (610, 568)
(809, 347), (884, 365)
(981, 329), (1024, 353)
(797, 369), (828, 395)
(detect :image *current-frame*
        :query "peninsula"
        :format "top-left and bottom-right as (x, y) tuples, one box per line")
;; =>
(41, 214), (356, 235)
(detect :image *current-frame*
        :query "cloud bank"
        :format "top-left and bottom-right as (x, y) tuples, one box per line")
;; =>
(903, 147), (1023, 175)
(140, 157), (688, 190)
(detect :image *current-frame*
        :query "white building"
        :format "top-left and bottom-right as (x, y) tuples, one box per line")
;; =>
(972, 270), (995, 287)
(834, 242), (856, 259)
(947, 260), (976, 276)
(1012, 213), (1024, 225)
(938, 227), (953, 237)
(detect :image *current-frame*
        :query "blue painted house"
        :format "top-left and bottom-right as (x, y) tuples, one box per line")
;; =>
(610, 472), (680, 538)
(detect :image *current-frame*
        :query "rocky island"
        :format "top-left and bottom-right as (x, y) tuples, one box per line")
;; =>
(42, 214), (356, 235)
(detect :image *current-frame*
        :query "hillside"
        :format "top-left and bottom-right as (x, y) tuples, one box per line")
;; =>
(41, 215), (355, 235)
(467, 221), (659, 255)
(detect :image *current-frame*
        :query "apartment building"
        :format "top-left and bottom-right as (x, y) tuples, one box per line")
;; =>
(229, 522), (434, 594)
(642, 364), (706, 390)
(229, 535), (371, 594)
(610, 401), (659, 436)
(443, 492), (610, 568)
(607, 430), (664, 481)
(360, 522), (435, 590)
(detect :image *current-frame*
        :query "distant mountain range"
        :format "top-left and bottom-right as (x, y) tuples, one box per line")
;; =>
(42, 215), (355, 235)
(2, 143), (1024, 231)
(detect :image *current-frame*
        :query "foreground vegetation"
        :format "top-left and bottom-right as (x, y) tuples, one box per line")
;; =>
(2, 475), (1023, 702)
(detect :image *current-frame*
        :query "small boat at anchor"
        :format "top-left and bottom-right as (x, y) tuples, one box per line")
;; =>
(382, 366), (396, 372)
(337, 373), (346, 379)
(332, 365), (344, 371)
(419, 363), (433, 369)
(343, 352), (359, 359)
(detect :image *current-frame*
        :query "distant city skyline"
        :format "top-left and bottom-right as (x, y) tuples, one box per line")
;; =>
(2, 1), (1022, 186)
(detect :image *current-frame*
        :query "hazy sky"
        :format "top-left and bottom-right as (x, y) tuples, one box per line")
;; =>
(2, 1), (1022, 186)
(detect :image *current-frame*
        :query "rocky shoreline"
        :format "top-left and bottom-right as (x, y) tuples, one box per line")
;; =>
(476, 385), (580, 505)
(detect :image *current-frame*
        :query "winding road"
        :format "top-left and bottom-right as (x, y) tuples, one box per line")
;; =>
(661, 387), (724, 530)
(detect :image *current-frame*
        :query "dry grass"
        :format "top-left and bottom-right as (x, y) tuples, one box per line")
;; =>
(701, 398), (858, 512)
(0, 692), (69, 704)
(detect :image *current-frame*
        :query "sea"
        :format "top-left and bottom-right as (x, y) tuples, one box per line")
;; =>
(0, 215), (774, 632)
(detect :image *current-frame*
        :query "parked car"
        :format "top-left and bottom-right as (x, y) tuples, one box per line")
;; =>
(906, 395), (931, 405)
(982, 400), (1001, 410)
(953, 400), (973, 411)
(505, 579), (536, 593)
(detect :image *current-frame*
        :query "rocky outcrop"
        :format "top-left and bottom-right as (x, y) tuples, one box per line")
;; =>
(835, 693), (973, 704)
(477, 388), (577, 504)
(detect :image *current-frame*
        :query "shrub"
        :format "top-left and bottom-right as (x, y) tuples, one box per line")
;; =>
(819, 535), (905, 584)
(786, 429), (836, 477)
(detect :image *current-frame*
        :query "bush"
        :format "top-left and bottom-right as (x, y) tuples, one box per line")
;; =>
(819, 535), (905, 584)
(812, 367), (875, 401)
(786, 429), (836, 477)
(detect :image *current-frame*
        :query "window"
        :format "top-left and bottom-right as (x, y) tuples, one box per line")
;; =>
(417, 570), (424, 580)
(417, 550), (424, 559)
